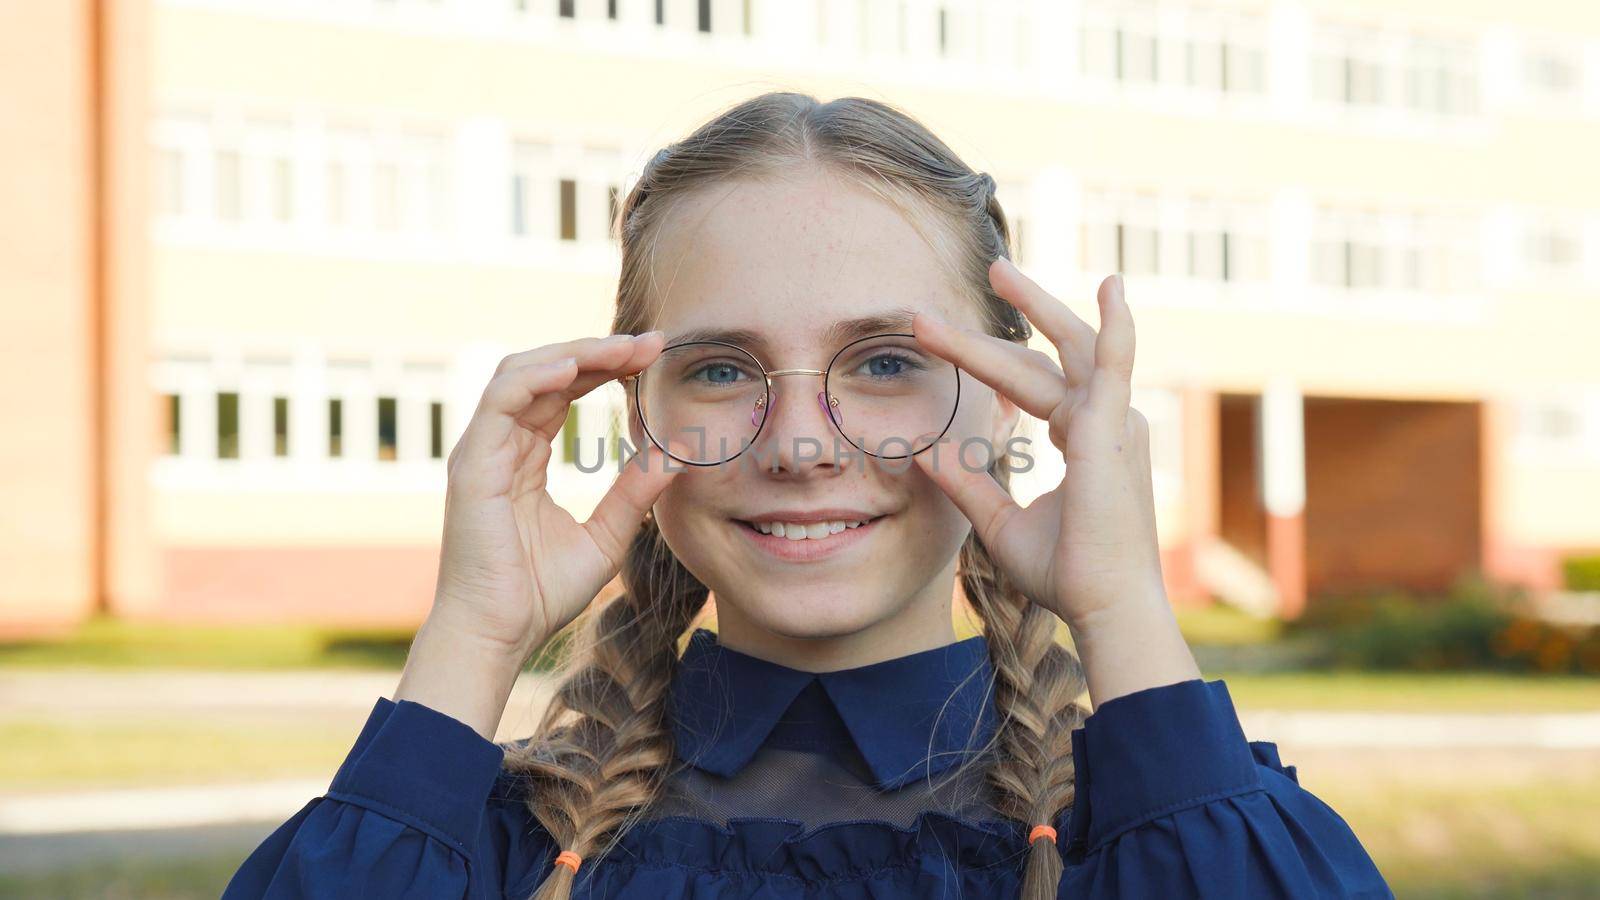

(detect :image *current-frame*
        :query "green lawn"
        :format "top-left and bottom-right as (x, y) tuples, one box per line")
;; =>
(1214, 670), (1600, 712)
(1313, 766), (1600, 898)
(0, 617), (415, 670)
(0, 719), (356, 790)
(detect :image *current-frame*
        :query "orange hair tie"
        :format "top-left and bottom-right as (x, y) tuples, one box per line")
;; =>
(1028, 824), (1057, 845)
(553, 850), (582, 874)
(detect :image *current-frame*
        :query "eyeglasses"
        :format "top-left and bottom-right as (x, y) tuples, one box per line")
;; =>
(622, 332), (962, 466)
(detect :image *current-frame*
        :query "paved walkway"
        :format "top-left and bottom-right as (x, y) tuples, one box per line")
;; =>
(3, 669), (1598, 840)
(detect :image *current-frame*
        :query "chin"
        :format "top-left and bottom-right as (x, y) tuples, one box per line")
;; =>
(722, 583), (896, 640)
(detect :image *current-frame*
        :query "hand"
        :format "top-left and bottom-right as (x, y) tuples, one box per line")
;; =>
(430, 331), (682, 663)
(910, 260), (1165, 631)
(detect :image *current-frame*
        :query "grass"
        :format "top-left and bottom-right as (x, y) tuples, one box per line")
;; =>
(0, 855), (249, 900)
(0, 617), (416, 670)
(1172, 602), (1600, 712)
(1173, 603), (1287, 645)
(1311, 761), (1600, 898)
(1214, 670), (1600, 713)
(0, 719), (356, 790)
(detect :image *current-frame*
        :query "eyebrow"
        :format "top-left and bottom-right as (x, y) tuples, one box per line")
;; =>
(665, 307), (920, 355)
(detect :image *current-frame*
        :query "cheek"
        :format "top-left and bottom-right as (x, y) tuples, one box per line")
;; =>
(944, 384), (1007, 457)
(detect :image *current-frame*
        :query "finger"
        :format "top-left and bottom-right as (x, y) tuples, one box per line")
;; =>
(494, 331), (659, 378)
(1086, 274), (1134, 429)
(459, 357), (580, 461)
(582, 438), (686, 568)
(989, 257), (1096, 385)
(517, 331), (669, 435)
(912, 440), (1022, 553)
(503, 330), (670, 438)
(912, 311), (1067, 421)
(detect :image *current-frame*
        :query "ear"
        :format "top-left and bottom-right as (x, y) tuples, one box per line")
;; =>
(625, 391), (647, 451)
(989, 382), (1022, 454)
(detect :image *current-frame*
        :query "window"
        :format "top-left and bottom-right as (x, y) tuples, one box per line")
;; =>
(1117, 25), (1158, 83)
(327, 161), (349, 227)
(511, 171), (528, 236)
(511, 141), (551, 239)
(215, 150), (242, 222)
(270, 156), (293, 222)
(164, 394), (181, 456)
(1314, 23), (1477, 115)
(157, 148), (185, 218)
(562, 405), (581, 464)
(1311, 207), (1477, 293)
(1523, 42), (1583, 101)
(1084, 2), (1266, 97)
(1524, 219), (1584, 282)
(274, 396), (289, 457)
(329, 398), (343, 458)
(378, 397), (398, 461)
(374, 162), (400, 231)
(1117, 222), (1160, 275)
(217, 392), (240, 459)
(559, 178), (577, 241)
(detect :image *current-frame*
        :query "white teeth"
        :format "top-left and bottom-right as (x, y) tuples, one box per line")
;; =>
(749, 518), (873, 540)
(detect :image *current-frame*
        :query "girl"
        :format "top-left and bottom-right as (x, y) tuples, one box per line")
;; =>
(224, 92), (1390, 899)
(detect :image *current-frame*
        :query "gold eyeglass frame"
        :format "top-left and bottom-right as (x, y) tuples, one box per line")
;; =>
(619, 331), (962, 467)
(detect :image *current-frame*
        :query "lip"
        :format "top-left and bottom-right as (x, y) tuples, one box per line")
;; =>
(732, 513), (886, 562)
(741, 508), (881, 524)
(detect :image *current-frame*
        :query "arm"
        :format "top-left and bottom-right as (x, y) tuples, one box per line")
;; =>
(1056, 678), (1394, 899)
(221, 697), (548, 900)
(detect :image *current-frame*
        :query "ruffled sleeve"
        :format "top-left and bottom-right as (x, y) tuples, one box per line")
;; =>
(221, 697), (555, 899)
(1058, 678), (1393, 899)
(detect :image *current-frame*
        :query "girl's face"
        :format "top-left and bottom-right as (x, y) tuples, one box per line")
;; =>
(637, 168), (1016, 650)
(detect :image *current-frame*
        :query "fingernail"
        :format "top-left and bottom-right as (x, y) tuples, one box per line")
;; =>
(604, 333), (632, 343)
(546, 356), (577, 368)
(919, 311), (949, 329)
(1114, 273), (1125, 296)
(641, 329), (665, 341)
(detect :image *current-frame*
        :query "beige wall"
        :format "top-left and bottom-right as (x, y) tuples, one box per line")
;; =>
(5, 0), (1600, 631)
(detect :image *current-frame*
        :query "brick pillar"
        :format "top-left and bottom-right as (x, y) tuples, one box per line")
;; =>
(1259, 378), (1307, 619)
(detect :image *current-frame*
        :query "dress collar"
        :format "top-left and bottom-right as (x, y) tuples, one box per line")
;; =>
(668, 627), (998, 791)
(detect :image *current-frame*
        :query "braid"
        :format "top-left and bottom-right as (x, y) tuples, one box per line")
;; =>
(507, 517), (709, 900)
(971, 171), (1032, 343)
(962, 461), (1089, 900)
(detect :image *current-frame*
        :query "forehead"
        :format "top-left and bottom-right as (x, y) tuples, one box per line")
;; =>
(644, 169), (977, 352)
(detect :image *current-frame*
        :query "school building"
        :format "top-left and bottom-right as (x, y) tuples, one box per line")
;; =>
(4, 0), (1599, 635)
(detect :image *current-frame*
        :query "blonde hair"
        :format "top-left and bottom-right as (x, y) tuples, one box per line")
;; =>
(504, 91), (1088, 900)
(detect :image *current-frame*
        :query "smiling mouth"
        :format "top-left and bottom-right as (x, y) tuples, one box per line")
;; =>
(735, 515), (887, 542)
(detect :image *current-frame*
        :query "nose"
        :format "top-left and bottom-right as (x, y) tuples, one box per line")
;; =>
(750, 374), (847, 473)
(751, 390), (842, 430)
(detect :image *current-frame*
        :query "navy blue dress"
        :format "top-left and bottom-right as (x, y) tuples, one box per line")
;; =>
(224, 627), (1392, 898)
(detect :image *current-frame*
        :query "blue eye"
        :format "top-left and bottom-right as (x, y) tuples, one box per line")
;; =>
(857, 352), (921, 379)
(689, 362), (749, 385)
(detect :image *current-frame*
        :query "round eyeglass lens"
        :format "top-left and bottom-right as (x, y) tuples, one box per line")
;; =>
(635, 341), (768, 465)
(824, 333), (959, 458)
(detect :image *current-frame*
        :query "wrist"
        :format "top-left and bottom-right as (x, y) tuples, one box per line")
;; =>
(393, 611), (530, 740)
(1062, 582), (1202, 710)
